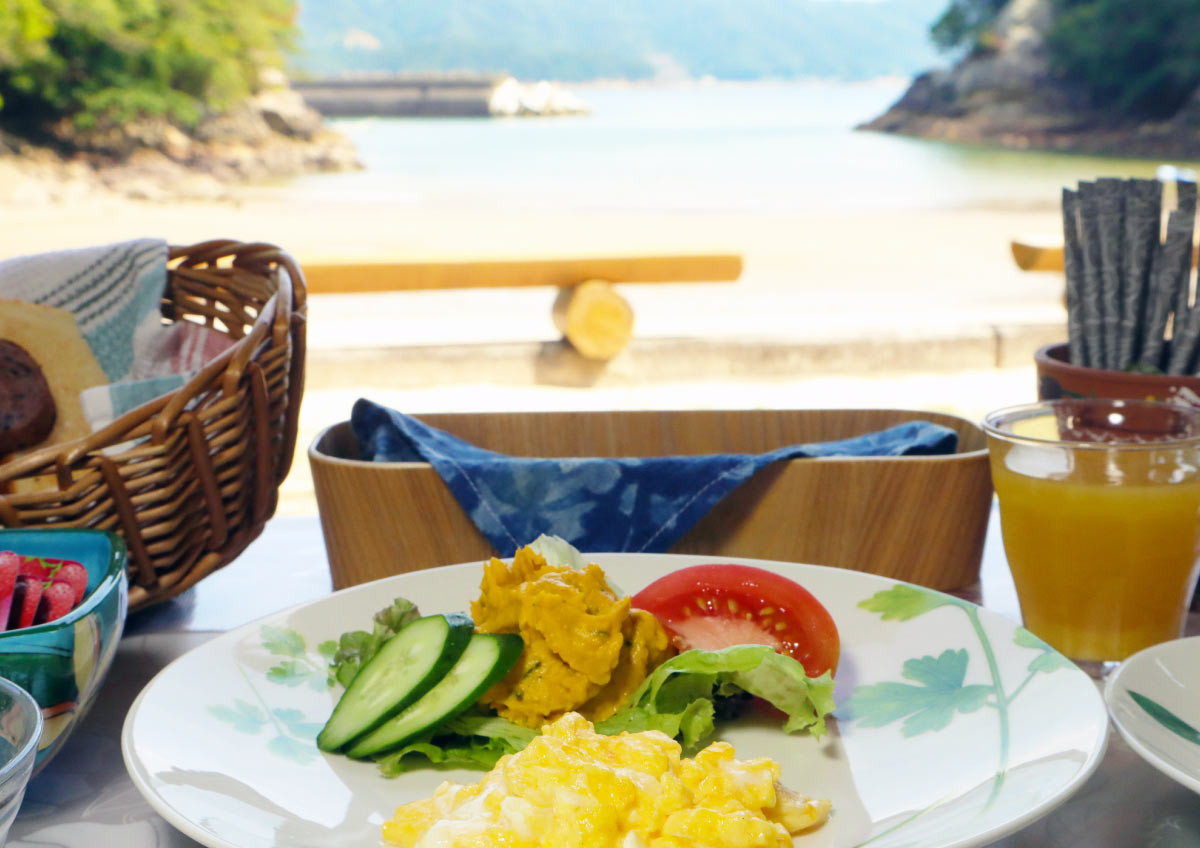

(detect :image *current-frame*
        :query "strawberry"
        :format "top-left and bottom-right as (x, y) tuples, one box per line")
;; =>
(18, 557), (51, 583)
(51, 561), (88, 606)
(0, 551), (17, 628)
(0, 552), (18, 598)
(7, 575), (42, 630)
(34, 582), (75, 625)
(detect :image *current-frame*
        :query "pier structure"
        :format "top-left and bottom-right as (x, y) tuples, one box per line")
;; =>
(292, 73), (587, 117)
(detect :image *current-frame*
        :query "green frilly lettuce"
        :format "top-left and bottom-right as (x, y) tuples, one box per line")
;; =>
(597, 644), (836, 747)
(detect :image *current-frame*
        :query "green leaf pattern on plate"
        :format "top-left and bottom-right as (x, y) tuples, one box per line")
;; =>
(1129, 690), (1200, 746)
(1014, 627), (1074, 676)
(846, 584), (1074, 844)
(844, 649), (993, 736)
(207, 699), (268, 735)
(856, 583), (969, 621)
(207, 626), (330, 765)
(260, 626), (307, 658)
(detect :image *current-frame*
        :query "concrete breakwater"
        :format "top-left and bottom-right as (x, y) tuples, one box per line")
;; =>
(292, 73), (589, 118)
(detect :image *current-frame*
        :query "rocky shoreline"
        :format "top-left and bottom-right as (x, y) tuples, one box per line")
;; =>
(860, 81), (1200, 161)
(858, 0), (1200, 162)
(0, 84), (361, 206)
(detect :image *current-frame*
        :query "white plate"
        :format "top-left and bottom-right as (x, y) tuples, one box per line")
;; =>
(122, 554), (1109, 848)
(1105, 635), (1200, 795)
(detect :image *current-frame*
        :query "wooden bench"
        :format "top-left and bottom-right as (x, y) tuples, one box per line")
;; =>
(299, 254), (743, 360)
(1011, 239), (1200, 272)
(1010, 239), (1066, 272)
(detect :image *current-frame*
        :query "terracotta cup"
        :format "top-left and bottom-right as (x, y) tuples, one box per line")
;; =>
(1035, 342), (1200, 407)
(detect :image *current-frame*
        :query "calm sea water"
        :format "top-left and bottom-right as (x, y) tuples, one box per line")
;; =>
(291, 80), (1194, 214)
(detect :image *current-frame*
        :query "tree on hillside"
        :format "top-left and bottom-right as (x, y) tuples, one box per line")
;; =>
(930, 0), (1200, 120)
(1048, 0), (1200, 120)
(0, 0), (296, 147)
(930, 0), (1007, 51)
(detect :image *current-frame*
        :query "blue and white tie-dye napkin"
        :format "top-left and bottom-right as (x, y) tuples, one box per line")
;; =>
(351, 399), (960, 556)
(0, 239), (235, 431)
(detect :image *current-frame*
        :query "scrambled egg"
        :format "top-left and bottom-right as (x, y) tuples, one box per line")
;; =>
(383, 712), (830, 848)
(471, 547), (673, 727)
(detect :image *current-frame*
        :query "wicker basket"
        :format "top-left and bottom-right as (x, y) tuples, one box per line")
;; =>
(0, 240), (306, 612)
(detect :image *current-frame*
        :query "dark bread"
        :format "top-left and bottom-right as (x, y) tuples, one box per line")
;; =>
(0, 339), (57, 454)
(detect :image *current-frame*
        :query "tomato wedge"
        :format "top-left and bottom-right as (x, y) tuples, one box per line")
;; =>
(631, 564), (839, 677)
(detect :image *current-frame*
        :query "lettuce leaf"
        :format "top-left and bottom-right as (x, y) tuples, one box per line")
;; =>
(597, 645), (835, 747)
(527, 534), (625, 596)
(446, 713), (539, 749)
(374, 712), (537, 775)
(318, 597), (421, 688)
(526, 534), (589, 571)
(376, 738), (508, 774)
(594, 698), (716, 746)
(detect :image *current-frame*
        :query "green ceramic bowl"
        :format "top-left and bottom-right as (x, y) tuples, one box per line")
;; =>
(0, 529), (127, 772)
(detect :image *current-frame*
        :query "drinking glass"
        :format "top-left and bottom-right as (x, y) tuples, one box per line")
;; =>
(983, 398), (1200, 676)
(0, 676), (41, 846)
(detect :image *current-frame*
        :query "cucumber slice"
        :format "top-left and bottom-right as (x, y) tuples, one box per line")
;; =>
(317, 613), (473, 752)
(346, 632), (523, 759)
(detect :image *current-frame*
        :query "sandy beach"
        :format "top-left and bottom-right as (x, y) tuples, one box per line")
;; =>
(0, 187), (1066, 513)
(0, 189), (1066, 328)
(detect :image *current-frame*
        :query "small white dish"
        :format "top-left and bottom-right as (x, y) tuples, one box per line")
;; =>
(1105, 635), (1200, 795)
(122, 554), (1110, 848)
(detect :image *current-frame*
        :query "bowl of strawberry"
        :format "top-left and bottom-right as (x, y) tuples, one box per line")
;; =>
(0, 529), (127, 772)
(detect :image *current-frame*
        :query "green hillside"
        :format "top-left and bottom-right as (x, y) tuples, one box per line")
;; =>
(292, 0), (948, 81)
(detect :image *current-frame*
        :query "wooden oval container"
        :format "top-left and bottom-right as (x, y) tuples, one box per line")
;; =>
(309, 408), (993, 592)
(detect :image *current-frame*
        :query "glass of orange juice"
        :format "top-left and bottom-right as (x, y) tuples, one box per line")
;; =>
(983, 398), (1200, 676)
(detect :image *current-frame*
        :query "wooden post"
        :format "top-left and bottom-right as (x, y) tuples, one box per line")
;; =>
(551, 279), (634, 360)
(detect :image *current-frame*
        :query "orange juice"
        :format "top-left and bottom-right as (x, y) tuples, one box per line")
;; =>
(990, 449), (1200, 662)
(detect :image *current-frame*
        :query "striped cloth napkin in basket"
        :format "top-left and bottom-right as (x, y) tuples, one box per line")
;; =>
(0, 238), (235, 432)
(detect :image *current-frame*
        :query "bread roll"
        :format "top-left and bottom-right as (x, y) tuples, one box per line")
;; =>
(0, 340), (56, 454)
(0, 300), (107, 456)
